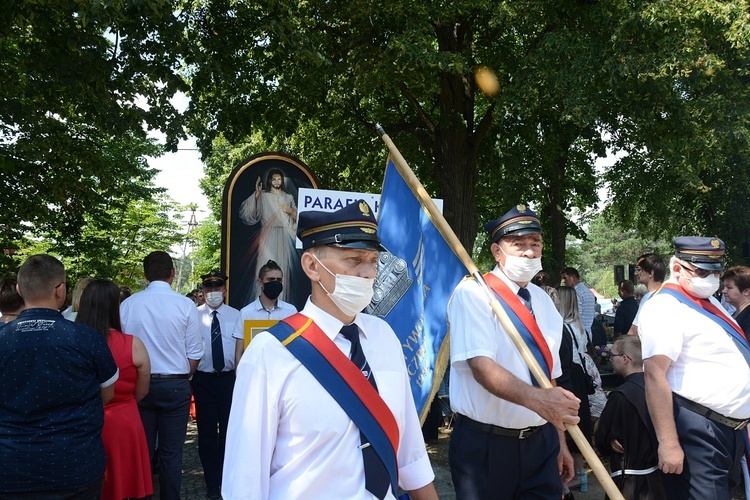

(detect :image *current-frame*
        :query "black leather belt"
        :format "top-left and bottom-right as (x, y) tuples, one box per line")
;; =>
(673, 393), (749, 431)
(456, 413), (541, 440)
(196, 370), (235, 377)
(151, 373), (190, 379)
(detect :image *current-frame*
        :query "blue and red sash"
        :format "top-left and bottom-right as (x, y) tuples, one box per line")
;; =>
(483, 273), (553, 383)
(267, 313), (399, 494)
(655, 283), (750, 468)
(656, 283), (750, 367)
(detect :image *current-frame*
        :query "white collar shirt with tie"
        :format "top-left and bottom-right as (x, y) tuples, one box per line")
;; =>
(197, 303), (241, 373)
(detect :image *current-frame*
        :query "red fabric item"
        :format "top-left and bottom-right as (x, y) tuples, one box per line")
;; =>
(483, 273), (554, 377)
(101, 329), (153, 500)
(282, 313), (401, 455)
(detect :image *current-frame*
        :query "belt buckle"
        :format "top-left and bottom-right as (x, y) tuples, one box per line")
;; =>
(517, 427), (533, 440)
(734, 420), (748, 431)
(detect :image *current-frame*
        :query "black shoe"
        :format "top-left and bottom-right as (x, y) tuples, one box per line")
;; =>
(563, 492), (575, 500)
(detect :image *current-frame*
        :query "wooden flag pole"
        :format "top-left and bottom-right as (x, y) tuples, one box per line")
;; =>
(377, 125), (624, 500)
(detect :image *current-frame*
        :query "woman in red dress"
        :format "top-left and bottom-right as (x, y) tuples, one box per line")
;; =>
(77, 279), (153, 500)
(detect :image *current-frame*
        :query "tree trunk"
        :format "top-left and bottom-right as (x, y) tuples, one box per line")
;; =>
(431, 21), (480, 252)
(542, 124), (579, 281)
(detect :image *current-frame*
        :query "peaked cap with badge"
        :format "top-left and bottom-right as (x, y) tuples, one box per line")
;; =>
(674, 236), (726, 271)
(484, 204), (543, 243)
(201, 270), (229, 288)
(297, 200), (388, 252)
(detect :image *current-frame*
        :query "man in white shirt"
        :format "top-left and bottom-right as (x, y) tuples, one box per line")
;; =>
(120, 251), (204, 500)
(223, 201), (437, 500)
(232, 259), (297, 366)
(448, 204), (579, 499)
(639, 237), (750, 499)
(194, 271), (241, 499)
(628, 253), (666, 336)
(561, 266), (597, 338)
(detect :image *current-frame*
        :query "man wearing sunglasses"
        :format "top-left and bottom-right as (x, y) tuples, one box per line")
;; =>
(638, 237), (750, 499)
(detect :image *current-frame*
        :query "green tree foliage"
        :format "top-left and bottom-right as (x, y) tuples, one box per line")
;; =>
(184, 0), (750, 274)
(1, 0), (188, 265)
(602, 1), (750, 263)
(189, 218), (222, 284)
(566, 213), (671, 298)
(183, 0), (614, 274)
(12, 193), (184, 290)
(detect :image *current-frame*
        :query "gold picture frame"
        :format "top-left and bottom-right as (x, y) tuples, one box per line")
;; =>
(243, 319), (279, 349)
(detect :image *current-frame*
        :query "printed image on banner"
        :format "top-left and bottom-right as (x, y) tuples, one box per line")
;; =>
(369, 157), (466, 420)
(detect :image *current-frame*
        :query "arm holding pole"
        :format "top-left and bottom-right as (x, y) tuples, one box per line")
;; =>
(376, 124), (624, 500)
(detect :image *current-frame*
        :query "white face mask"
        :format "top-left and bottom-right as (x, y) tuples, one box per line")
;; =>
(314, 255), (374, 317)
(684, 273), (720, 299)
(205, 291), (224, 308)
(498, 246), (543, 283)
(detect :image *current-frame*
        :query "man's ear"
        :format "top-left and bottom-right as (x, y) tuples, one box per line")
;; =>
(300, 252), (320, 282)
(490, 242), (502, 261)
(54, 281), (66, 302)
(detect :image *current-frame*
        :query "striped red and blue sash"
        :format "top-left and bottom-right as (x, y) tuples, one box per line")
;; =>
(483, 273), (553, 382)
(267, 313), (399, 494)
(657, 283), (750, 366)
(655, 283), (750, 466)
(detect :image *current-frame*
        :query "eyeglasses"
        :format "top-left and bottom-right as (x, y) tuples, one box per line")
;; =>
(610, 352), (628, 359)
(54, 282), (66, 290)
(679, 263), (720, 279)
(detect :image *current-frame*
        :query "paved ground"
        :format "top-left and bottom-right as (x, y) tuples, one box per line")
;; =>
(175, 419), (608, 500)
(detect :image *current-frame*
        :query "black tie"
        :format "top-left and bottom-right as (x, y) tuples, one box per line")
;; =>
(211, 311), (225, 372)
(518, 287), (533, 314)
(340, 324), (390, 499)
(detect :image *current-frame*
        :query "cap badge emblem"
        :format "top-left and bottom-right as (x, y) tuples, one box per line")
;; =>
(517, 204), (526, 213)
(359, 201), (371, 216)
(711, 239), (720, 249)
(361, 227), (376, 234)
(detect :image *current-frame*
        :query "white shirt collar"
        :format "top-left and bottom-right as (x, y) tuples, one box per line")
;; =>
(302, 298), (369, 340)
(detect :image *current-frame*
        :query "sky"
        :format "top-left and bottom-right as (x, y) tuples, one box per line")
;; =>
(145, 91), (210, 228)
(148, 135), (209, 225)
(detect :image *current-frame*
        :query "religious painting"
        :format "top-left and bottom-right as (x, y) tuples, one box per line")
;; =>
(222, 152), (320, 310)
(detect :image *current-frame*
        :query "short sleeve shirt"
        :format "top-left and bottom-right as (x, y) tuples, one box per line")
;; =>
(639, 282), (750, 419)
(448, 267), (564, 428)
(0, 308), (118, 492)
(231, 298), (298, 341)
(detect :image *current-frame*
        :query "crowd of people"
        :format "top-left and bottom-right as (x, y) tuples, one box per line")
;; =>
(1, 200), (749, 500)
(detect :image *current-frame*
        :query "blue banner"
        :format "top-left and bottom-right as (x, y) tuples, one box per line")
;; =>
(369, 157), (467, 420)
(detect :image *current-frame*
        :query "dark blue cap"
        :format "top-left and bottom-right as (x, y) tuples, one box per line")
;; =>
(484, 203), (542, 242)
(674, 236), (726, 271)
(201, 270), (228, 287)
(297, 200), (387, 252)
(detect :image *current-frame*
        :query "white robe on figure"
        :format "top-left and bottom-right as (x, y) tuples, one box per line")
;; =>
(239, 190), (298, 304)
